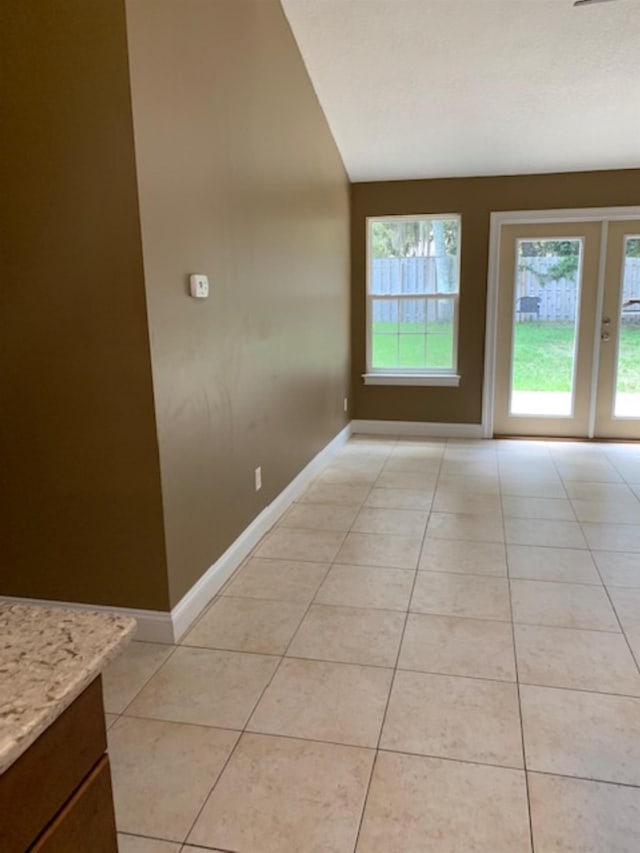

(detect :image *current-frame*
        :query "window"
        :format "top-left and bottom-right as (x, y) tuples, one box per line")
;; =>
(364, 214), (461, 386)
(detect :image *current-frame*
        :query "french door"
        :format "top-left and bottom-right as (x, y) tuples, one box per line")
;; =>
(493, 217), (640, 439)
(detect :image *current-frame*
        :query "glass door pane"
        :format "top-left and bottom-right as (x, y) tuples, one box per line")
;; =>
(614, 235), (640, 418)
(509, 238), (582, 417)
(493, 221), (601, 438)
(595, 221), (640, 439)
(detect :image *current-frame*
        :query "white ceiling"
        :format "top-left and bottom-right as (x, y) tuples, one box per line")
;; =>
(281, 0), (640, 181)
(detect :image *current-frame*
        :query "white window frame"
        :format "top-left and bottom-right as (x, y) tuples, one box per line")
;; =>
(363, 213), (461, 387)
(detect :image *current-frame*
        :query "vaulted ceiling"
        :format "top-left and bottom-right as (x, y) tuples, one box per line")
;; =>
(281, 0), (640, 181)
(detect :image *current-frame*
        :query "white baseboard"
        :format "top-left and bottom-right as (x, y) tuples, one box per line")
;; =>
(170, 422), (352, 640)
(351, 419), (484, 439)
(1, 422), (352, 644)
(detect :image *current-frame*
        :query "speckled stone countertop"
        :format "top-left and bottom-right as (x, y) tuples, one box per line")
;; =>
(0, 603), (135, 774)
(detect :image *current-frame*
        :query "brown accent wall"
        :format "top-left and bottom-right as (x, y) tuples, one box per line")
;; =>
(125, 0), (350, 606)
(352, 170), (640, 424)
(0, 1), (169, 609)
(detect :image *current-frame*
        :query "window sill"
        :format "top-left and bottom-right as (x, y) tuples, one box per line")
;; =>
(362, 373), (461, 387)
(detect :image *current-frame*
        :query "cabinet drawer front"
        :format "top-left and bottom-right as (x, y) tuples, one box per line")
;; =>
(30, 755), (117, 853)
(0, 677), (107, 853)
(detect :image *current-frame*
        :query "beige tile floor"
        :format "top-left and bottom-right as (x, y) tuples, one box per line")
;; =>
(104, 436), (640, 852)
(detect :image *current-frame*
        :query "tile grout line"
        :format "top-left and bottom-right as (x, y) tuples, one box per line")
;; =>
(320, 436), (404, 852)
(548, 451), (640, 679)
(116, 829), (189, 849)
(352, 436), (442, 853)
(117, 723), (640, 792)
(117, 649), (640, 714)
(376, 743), (640, 789)
(112, 644), (180, 719)
(331, 435), (405, 853)
(583, 532), (640, 679)
(420, 567), (604, 587)
(525, 765), (640, 791)
(342, 438), (407, 850)
(501, 445), (539, 853)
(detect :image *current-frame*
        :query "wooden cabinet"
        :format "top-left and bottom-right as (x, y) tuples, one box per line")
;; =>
(30, 757), (116, 853)
(0, 677), (117, 853)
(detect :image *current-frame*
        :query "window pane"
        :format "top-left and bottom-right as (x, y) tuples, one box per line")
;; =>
(510, 238), (582, 417)
(426, 299), (455, 368)
(614, 236), (640, 417)
(370, 255), (403, 295)
(398, 299), (428, 368)
(435, 254), (458, 294)
(371, 298), (399, 368)
(399, 334), (427, 367)
(372, 297), (456, 370)
(399, 298), (427, 330)
(369, 218), (459, 295)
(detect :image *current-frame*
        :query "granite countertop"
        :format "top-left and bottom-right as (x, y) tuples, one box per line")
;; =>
(0, 603), (135, 774)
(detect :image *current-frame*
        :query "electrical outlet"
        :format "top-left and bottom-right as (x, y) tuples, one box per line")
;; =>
(254, 466), (262, 492)
(343, 396), (348, 413)
(189, 273), (209, 298)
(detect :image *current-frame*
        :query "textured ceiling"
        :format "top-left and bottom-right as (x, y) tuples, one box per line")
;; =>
(281, 0), (640, 181)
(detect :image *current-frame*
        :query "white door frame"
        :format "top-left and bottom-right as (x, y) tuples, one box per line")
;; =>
(482, 205), (640, 438)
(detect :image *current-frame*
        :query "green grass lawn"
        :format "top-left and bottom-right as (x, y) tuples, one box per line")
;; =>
(512, 322), (576, 392)
(512, 322), (640, 392)
(372, 322), (454, 369)
(372, 321), (640, 392)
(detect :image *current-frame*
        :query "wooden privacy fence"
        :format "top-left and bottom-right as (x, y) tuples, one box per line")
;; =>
(371, 256), (640, 323)
(371, 257), (457, 323)
(514, 256), (640, 322)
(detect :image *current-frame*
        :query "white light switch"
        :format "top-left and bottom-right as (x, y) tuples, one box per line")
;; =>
(189, 274), (209, 298)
